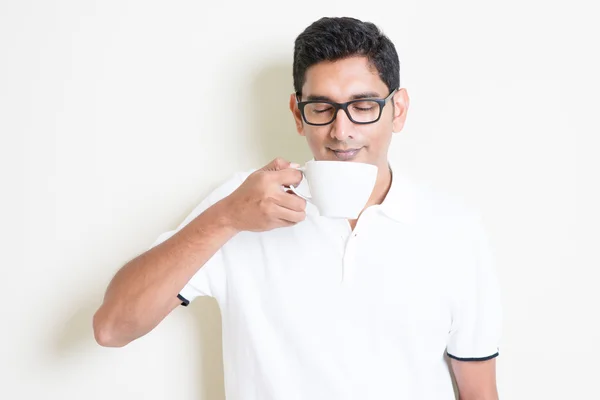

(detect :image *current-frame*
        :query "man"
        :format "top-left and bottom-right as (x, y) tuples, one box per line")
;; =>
(93, 17), (502, 400)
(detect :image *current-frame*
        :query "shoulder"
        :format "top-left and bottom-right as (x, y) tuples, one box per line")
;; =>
(411, 179), (486, 239)
(411, 182), (495, 281)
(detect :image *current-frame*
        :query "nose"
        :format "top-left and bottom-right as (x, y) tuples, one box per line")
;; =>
(330, 108), (353, 141)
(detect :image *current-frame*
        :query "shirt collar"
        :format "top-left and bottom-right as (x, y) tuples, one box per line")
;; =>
(301, 159), (419, 224)
(378, 160), (419, 224)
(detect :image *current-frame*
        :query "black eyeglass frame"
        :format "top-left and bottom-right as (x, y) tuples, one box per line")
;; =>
(296, 88), (398, 126)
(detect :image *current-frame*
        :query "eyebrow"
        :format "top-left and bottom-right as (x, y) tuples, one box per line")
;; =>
(305, 91), (383, 102)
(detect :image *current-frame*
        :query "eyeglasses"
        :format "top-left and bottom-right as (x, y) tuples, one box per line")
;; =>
(296, 89), (397, 126)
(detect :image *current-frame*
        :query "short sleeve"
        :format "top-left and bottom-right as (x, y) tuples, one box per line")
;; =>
(148, 171), (252, 306)
(446, 213), (503, 361)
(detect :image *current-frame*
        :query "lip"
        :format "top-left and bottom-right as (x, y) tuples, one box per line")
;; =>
(329, 147), (362, 161)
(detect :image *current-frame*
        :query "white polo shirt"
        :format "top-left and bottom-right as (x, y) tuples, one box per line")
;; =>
(150, 161), (502, 400)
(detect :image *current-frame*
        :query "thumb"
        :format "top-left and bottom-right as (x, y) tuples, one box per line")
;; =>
(261, 157), (299, 172)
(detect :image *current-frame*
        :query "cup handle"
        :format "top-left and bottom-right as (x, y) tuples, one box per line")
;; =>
(282, 166), (312, 201)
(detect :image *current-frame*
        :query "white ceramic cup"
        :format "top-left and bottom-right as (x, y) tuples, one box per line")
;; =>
(284, 160), (378, 219)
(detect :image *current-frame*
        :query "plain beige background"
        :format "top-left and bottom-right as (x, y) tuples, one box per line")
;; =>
(1, 0), (598, 399)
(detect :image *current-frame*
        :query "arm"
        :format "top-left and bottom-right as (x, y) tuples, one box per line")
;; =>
(93, 199), (237, 348)
(92, 158), (304, 348)
(446, 211), (502, 399)
(450, 357), (499, 400)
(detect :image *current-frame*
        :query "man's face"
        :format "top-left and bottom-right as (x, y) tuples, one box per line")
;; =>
(290, 56), (409, 169)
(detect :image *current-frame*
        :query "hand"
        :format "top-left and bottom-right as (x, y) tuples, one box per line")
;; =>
(221, 158), (306, 233)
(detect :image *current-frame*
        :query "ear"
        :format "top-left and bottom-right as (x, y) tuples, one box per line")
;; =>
(391, 88), (410, 133)
(289, 93), (305, 136)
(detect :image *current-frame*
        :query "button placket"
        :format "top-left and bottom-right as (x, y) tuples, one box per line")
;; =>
(341, 239), (355, 283)
(341, 224), (362, 283)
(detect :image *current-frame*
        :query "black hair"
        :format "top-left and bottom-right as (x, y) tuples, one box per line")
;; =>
(293, 17), (400, 95)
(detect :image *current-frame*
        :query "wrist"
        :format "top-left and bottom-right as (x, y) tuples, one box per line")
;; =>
(210, 197), (241, 236)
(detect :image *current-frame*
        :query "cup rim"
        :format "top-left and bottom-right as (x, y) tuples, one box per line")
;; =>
(305, 160), (378, 169)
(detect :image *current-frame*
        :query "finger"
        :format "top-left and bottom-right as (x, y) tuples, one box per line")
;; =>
(274, 206), (306, 224)
(272, 168), (303, 187)
(274, 191), (307, 212)
(261, 157), (293, 172)
(274, 219), (296, 229)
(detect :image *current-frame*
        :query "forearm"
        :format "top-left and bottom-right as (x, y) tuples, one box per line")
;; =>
(458, 393), (498, 400)
(452, 358), (499, 400)
(93, 199), (237, 347)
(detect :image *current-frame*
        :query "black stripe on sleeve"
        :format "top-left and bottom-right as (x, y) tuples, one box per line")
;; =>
(177, 294), (190, 307)
(447, 351), (499, 362)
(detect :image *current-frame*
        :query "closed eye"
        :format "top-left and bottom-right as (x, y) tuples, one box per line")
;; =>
(313, 106), (333, 113)
(352, 105), (376, 112)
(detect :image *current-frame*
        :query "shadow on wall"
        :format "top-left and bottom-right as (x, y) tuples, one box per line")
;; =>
(191, 297), (226, 400)
(50, 61), (313, 400)
(51, 298), (226, 399)
(55, 302), (100, 356)
(248, 60), (313, 166)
